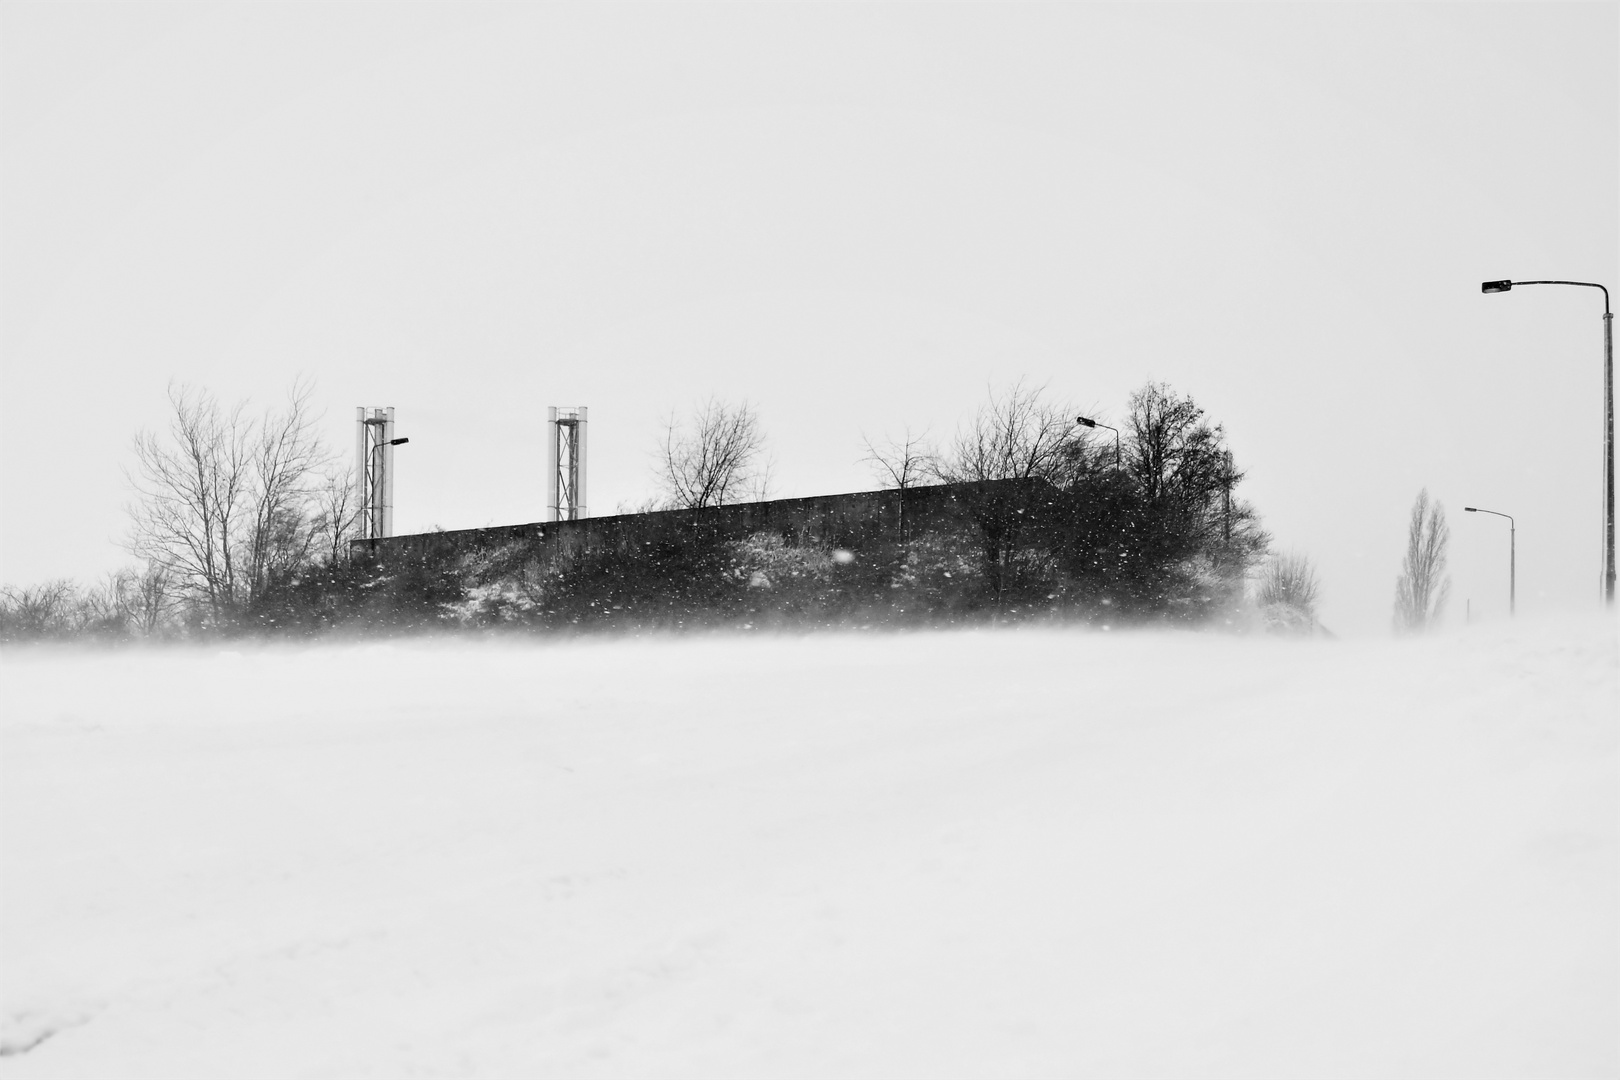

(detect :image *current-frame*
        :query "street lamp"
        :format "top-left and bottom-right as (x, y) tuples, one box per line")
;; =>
(1076, 415), (1120, 470)
(1463, 506), (1515, 617)
(369, 434), (408, 475)
(1481, 278), (1613, 606)
(360, 421), (409, 542)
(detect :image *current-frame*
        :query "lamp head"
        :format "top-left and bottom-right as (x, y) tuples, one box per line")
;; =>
(389, 438), (409, 446)
(1481, 280), (1513, 294)
(1464, 507), (1478, 512)
(1075, 416), (1097, 428)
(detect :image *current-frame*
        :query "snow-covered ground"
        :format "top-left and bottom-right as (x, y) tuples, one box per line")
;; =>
(1, 618), (1615, 1079)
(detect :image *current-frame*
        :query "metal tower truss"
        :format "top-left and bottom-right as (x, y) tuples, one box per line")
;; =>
(546, 406), (588, 521)
(356, 406), (397, 540)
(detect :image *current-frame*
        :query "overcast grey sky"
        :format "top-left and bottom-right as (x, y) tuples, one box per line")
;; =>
(2, 2), (1615, 636)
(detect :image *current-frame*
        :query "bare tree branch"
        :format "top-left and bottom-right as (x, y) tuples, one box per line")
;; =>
(124, 380), (335, 624)
(312, 466), (362, 565)
(127, 564), (173, 635)
(931, 381), (1091, 487)
(656, 398), (769, 509)
(860, 426), (937, 490)
(243, 376), (325, 599)
(1124, 381), (1230, 503)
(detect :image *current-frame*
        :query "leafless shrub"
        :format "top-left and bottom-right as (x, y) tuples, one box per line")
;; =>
(1257, 551), (1320, 634)
(0, 580), (77, 639)
(727, 532), (835, 589)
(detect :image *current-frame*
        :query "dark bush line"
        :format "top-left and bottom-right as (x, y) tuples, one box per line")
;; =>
(3, 474), (1263, 644)
(7, 377), (1284, 643)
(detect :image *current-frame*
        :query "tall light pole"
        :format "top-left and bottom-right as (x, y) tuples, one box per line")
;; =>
(1075, 415), (1120, 470)
(357, 405), (409, 542)
(366, 434), (408, 541)
(1481, 279), (1612, 606)
(1464, 506), (1515, 617)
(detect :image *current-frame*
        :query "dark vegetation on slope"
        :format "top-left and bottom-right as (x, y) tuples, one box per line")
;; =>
(3, 381), (1296, 642)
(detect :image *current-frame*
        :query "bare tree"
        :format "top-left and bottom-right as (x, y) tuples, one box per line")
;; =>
(924, 382), (1095, 605)
(931, 381), (1090, 487)
(861, 426), (937, 543)
(1122, 381), (1266, 564)
(126, 565), (173, 635)
(126, 385), (246, 621)
(1125, 381), (1229, 503)
(1257, 551), (1320, 634)
(1394, 488), (1450, 634)
(656, 398), (770, 509)
(860, 426), (936, 490)
(71, 571), (131, 637)
(125, 379), (333, 623)
(243, 378), (326, 592)
(311, 466), (362, 565)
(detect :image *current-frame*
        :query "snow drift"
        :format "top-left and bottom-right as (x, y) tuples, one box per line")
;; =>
(1, 617), (1614, 1078)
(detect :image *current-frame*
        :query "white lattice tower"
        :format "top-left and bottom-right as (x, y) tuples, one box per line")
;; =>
(546, 407), (588, 521)
(356, 406), (397, 539)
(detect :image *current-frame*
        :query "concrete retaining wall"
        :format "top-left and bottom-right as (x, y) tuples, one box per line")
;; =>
(349, 479), (1050, 569)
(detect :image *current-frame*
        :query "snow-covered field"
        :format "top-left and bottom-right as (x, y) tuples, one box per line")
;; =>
(1, 618), (1615, 1079)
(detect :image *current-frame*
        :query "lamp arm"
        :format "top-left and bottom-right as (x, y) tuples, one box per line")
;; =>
(1510, 280), (1610, 315)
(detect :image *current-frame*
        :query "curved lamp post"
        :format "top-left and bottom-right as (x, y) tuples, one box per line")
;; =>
(1075, 415), (1120, 470)
(1464, 506), (1515, 617)
(372, 434), (409, 474)
(1481, 279), (1613, 606)
(363, 431), (409, 544)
